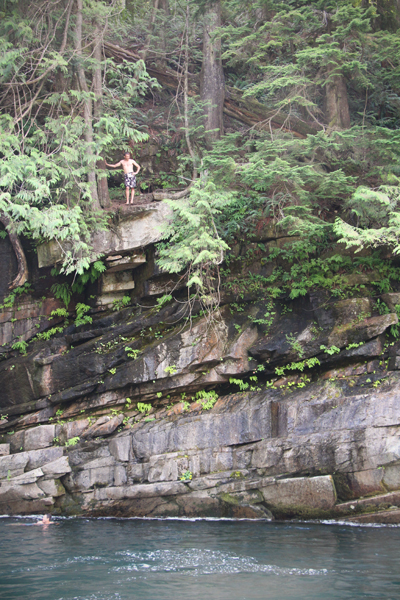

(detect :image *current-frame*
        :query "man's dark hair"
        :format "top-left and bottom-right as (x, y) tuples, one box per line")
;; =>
(45, 513), (52, 519)
(124, 152), (131, 157)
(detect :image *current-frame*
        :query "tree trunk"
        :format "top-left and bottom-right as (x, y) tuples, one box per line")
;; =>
(153, 0), (197, 200)
(93, 24), (110, 208)
(158, 0), (169, 67)
(325, 69), (351, 130)
(200, 0), (225, 148)
(75, 0), (101, 210)
(141, 0), (160, 62)
(0, 214), (29, 290)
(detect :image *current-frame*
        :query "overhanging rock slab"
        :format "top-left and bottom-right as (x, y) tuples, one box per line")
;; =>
(37, 203), (172, 268)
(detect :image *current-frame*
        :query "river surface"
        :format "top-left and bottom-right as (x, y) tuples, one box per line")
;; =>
(1, 517), (400, 600)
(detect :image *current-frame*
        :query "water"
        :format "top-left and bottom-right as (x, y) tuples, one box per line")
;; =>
(1, 517), (400, 600)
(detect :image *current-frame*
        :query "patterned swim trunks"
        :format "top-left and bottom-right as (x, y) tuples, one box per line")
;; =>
(124, 172), (136, 189)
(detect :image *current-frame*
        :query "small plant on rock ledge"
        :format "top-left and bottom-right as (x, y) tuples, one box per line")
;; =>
(11, 339), (28, 356)
(165, 365), (178, 376)
(286, 334), (304, 359)
(180, 470), (193, 481)
(320, 345), (341, 356)
(113, 296), (131, 311)
(0, 282), (33, 311)
(346, 342), (364, 350)
(195, 389), (218, 410)
(275, 357), (320, 377)
(137, 402), (152, 415)
(125, 347), (141, 360)
(65, 436), (80, 448)
(74, 303), (93, 328)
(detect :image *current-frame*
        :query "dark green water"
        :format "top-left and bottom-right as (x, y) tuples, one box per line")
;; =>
(1, 517), (400, 600)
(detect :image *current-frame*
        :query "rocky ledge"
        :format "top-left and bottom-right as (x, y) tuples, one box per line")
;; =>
(1, 291), (400, 522)
(2, 210), (400, 522)
(1, 370), (400, 522)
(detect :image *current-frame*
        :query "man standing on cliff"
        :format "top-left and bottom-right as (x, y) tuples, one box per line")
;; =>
(105, 152), (141, 205)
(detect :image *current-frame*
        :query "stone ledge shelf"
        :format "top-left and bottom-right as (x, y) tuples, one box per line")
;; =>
(105, 254), (146, 273)
(102, 272), (136, 294)
(37, 203), (172, 268)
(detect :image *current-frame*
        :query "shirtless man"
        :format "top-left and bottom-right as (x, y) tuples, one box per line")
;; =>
(105, 152), (141, 205)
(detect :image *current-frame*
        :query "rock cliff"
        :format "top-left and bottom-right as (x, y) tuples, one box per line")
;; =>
(1, 203), (400, 524)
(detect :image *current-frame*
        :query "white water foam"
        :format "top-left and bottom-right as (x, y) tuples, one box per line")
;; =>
(112, 548), (328, 577)
(1, 513), (399, 527)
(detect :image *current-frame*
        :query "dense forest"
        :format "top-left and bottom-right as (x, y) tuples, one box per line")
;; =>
(1, 0), (400, 318)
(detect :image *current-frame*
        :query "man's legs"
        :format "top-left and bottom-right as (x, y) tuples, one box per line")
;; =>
(125, 186), (130, 204)
(130, 187), (135, 204)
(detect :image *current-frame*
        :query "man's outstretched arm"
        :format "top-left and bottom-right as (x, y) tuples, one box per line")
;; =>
(105, 160), (122, 168)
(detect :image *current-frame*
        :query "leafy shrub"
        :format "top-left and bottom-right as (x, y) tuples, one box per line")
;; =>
(74, 303), (92, 327)
(11, 339), (28, 355)
(195, 389), (218, 410)
(51, 283), (72, 309)
(65, 437), (80, 448)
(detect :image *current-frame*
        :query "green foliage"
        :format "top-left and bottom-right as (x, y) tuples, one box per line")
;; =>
(113, 296), (131, 311)
(35, 326), (64, 341)
(180, 470), (193, 481)
(195, 389), (218, 410)
(157, 180), (235, 315)
(51, 283), (72, 309)
(164, 365), (178, 376)
(334, 185), (400, 255)
(390, 305), (400, 339)
(65, 437), (80, 448)
(275, 357), (320, 377)
(137, 402), (152, 414)
(376, 300), (390, 315)
(229, 377), (250, 391)
(346, 341), (365, 350)
(71, 262), (107, 294)
(11, 339), (28, 355)
(156, 294), (172, 310)
(50, 308), (69, 319)
(248, 300), (276, 332)
(2, 0), (400, 318)
(320, 345), (341, 356)
(0, 283), (32, 310)
(286, 334), (304, 358)
(125, 347), (141, 360)
(0, 2), (156, 275)
(74, 303), (92, 328)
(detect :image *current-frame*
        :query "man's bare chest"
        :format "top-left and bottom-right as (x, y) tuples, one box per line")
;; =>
(121, 160), (134, 173)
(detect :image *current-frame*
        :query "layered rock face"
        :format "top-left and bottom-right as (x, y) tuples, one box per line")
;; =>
(1, 205), (400, 523)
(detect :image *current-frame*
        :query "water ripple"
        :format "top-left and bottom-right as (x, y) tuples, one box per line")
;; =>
(113, 548), (328, 577)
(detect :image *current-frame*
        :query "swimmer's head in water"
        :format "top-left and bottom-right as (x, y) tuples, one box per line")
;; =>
(42, 514), (52, 524)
